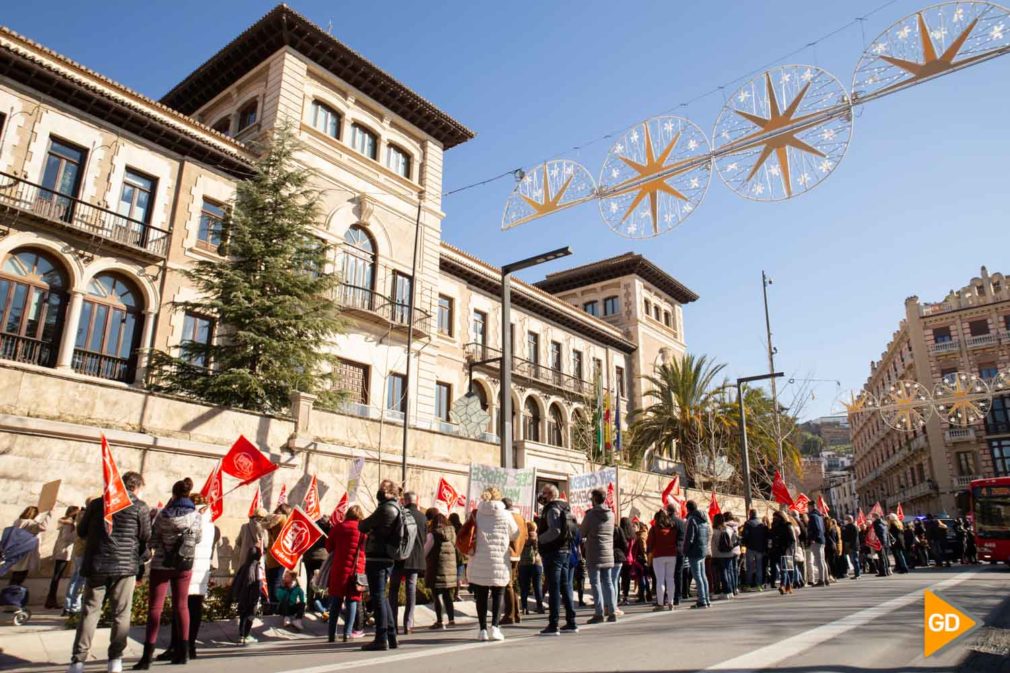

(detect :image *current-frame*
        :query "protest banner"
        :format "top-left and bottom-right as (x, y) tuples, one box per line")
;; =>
(347, 457), (365, 503)
(465, 464), (537, 519)
(568, 466), (618, 520)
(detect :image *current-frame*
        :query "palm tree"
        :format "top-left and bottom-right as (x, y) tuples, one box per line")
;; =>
(627, 354), (728, 478)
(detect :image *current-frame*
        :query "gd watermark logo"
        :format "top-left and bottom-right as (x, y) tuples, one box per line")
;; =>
(923, 590), (977, 657)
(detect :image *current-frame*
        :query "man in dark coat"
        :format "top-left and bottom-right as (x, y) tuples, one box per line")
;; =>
(358, 479), (401, 651)
(666, 503), (688, 604)
(69, 471), (150, 673)
(741, 509), (769, 590)
(389, 491), (426, 635)
(872, 514), (892, 577)
(536, 483), (578, 635)
(841, 515), (860, 579)
(807, 507), (830, 586)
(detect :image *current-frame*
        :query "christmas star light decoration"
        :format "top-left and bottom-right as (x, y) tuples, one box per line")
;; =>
(841, 391), (877, 416)
(879, 380), (933, 431)
(520, 164), (573, 218)
(933, 372), (991, 426)
(501, 160), (597, 230)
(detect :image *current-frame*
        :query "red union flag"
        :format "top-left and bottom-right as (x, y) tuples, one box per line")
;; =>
(708, 491), (721, 520)
(865, 521), (883, 551)
(199, 460), (224, 522)
(329, 492), (348, 526)
(895, 502), (905, 520)
(101, 436), (132, 533)
(221, 435), (278, 486)
(790, 493), (810, 515)
(661, 476), (681, 508)
(436, 478), (460, 510)
(248, 486), (261, 519)
(817, 495), (830, 515)
(270, 506), (324, 570)
(772, 471), (794, 508)
(870, 501), (884, 517)
(856, 508), (867, 527)
(277, 484), (288, 507)
(302, 475), (321, 520)
(605, 482), (616, 513)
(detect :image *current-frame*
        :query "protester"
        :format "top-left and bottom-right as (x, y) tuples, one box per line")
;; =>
(771, 510), (796, 595)
(872, 514), (892, 577)
(925, 514), (950, 568)
(713, 512), (740, 598)
(580, 488), (616, 624)
(423, 506), (458, 629)
(358, 479), (401, 651)
(647, 509), (677, 611)
(500, 497), (528, 625)
(887, 514), (909, 574)
(468, 486), (519, 642)
(667, 504), (688, 605)
(448, 511), (465, 598)
(632, 523), (652, 603)
(741, 509), (768, 591)
(612, 517), (629, 611)
(137, 478), (203, 669)
(518, 521), (544, 615)
(825, 517), (844, 579)
(389, 491), (426, 635)
(276, 570), (306, 630)
(616, 517), (634, 605)
(63, 501), (90, 616)
(325, 504), (366, 642)
(303, 512), (331, 618)
(265, 504), (292, 604)
(806, 505), (830, 587)
(45, 506), (80, 609)
(232, 545), (264, 645)
(841, 515), (860, 579)
(536, 484), (579, 636)
(235, 508), (269, 570)
(683, 501), (711, 608)
(571, 530), (586, 607)
(8, 505), (52, 586)
(68, 472), (150, 673)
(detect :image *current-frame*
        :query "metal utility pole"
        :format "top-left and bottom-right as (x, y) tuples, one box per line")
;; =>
(762, 271), (785, 474)
(400, 196), (424, 487)
(737, 372), (784, 514)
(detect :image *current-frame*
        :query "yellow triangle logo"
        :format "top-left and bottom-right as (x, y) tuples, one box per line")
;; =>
(924, 590), (977, 657)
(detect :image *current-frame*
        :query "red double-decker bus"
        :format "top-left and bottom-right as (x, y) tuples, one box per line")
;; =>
(968, 477), (1010, 565)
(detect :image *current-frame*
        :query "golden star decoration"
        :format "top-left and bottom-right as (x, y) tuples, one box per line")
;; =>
(729, 73), (827, 197)
(519, 164), (574, 218)
(842, 392), (872, 415)
(611, 124), (692, 234)
(883, 384), (929, 429)
(937, 377), (988, 425)
(879, 13), (980, 85)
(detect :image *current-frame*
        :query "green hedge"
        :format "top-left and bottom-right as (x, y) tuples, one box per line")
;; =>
(65, 581), (236, 630)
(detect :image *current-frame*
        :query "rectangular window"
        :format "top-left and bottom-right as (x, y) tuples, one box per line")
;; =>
(603, 296), (619, 316)
(933, 327), (952, 343)
(979, 364), (999, 380)
(583, 301), (599, 316)
(180, 313), (213, 366)
(238, 101), (258, 131)
(644, 299), (651, 316)
(472, 310), (487, 347)
(986, 396), (1010, 435)
(386, 373), (406, 413)
(527, 331), (539, 365)
(917, 463), (926, 483)
(593, 357), (603, 381)
(435, 381), (452, 422)
(40, 138), (86, 218)
(1004, 315), (1010, 332)
(989, 438), (1010, 476)
(663, 310), (672, 327)
(940, 367), (957, 383)
(311, 101), (341, 139)
(118, 169), (156, 224)
(550, 341), (562, 371)
(351, 124), (378, 160)
(956, 451), (975, 477)
(197, 199), (225, 250)
(386, 145), (411, 178)
(437, 295), (453, 336)
(337, 358), (369, 405)
(653, 305), (661, 321)
(969, 319), (990, 336)
(615, 365), (626, 398)
(391, 272), (412, 324)
(573, 350), (584, 381)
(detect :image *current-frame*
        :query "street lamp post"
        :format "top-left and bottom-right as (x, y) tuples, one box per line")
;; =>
(761, 271), (785, 475)
(737, 371), (784, 514)
(500, 246), (572, 469)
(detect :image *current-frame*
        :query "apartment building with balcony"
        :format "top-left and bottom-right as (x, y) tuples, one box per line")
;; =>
(852, 266), (1010, 515)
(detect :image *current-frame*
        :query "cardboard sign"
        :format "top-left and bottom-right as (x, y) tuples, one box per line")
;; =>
(269, 506), (324, 571)
(347, 457), (365, 504)
(568, 467), (618, 521)
(37, 479), (61, 513)
(465, 464), (537, 520)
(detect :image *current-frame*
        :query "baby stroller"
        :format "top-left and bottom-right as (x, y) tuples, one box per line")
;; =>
(0, 526), (37, 625)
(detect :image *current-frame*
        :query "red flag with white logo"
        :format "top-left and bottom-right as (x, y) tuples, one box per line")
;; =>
(101, 436), (132, 533)
(198, 460), (224, 522)
(269, 506), (324, 570)
(661, 476), (680, 508)
(895, 502), (904, 520)
(870, 501), (884, 517)
(220, 435), (278, 486)
(865, 522), (883, 551)
(708, 491), (721, 520)
(277, 484), (288, 507)
(772, 471), (794, 508)
(436, 478), (460, 511)
(329, 492), (348, 526)
(605, 482), (616, 514)
(856, 508), (867, 527)
(302, 475), (321, 520)
(248, 486), (261, 519)
(816, 495), (830, 515)
(790, 493), (810, 515)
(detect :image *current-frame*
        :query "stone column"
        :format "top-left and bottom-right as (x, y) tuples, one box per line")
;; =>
(132, 309), (157, 385)
(56, 290), (85, 371)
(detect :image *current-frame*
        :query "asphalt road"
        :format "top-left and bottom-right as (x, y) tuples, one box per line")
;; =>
(15, 565), (1010, 673)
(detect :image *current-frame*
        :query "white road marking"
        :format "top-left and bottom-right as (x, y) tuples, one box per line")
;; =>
(703, 570), (979, 672)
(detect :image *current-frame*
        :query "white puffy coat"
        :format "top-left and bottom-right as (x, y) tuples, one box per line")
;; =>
(189, 511), (219, 596)
(466, 500), (518, 587)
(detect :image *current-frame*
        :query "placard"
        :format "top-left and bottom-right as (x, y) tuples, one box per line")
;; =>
(569, 467), (618, 521)
(465, 464), (537, 520)
(37, 479), (61, 513)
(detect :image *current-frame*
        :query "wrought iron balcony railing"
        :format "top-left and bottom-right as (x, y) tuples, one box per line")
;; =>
(463, 342), (592, 397)
(0, 333), (57, 368)
(335, 283), (431, 334)
(72, 348), (132, 383)
(0, 171), (169, 258)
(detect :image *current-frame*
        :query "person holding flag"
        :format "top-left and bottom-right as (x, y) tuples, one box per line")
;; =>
(841, 514), (861, 580)
(68, 442), (149, 673)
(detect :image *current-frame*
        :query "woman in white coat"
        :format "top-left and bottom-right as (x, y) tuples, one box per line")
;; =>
(8, 506), (52, 586)
(466, 487), (518, 642)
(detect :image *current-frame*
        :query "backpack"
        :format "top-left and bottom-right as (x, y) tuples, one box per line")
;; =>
(391, 504), (419, 562)
(718, 528), (737, 554)
(163, 525), (196, 571)
(557, 505), (577, 545)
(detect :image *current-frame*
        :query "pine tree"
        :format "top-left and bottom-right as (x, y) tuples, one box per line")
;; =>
(150, 123), (344, 413)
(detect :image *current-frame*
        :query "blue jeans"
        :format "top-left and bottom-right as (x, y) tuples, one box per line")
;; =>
(389, 569), (417, 630)
(64, 555), (85, 613)
(717, 557), (737, 595)
(588, 566), (615, 617)
(327, 595), (358, 640)
(688, 556), (709, 606)
(848, 550), (860, 578)
(365, 562), (392, 645)
(745, 550), (764, 588)
(542, 551), (576, 629)
(518, 563), (543, 611)
(779, 556), (794, 588)
(609, 564), (623, 605)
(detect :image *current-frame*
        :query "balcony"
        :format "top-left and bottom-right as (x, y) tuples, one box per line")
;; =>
(0, 172), (169, 259)
(953, 475), (981, 489)
(965, 333), (999, 348)
(335, 283), (431, 336)
(945, 427), (976, 443)
(929, 339), (959, 354)
(0, 333), (57, 368)
(71, 349), (132, 383)
(463, 342), (593, 398)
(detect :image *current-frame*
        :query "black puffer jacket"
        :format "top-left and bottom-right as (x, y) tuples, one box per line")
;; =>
(395, 504), (427, 572)
(359, 496), (399, 566)
(78, 492), (151, 578)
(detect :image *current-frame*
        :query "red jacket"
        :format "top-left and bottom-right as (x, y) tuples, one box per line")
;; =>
(647, 525), (678, 558)
(326, 519), (366, 600)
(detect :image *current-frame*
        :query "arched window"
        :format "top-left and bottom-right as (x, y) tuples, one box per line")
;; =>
(237, 100), (258, 132)
(311, 101), (341, 139)
(548, 403), (565, 447)
(385, 144), (411, 178)
(350, 123), (378, 160)
(341, 225), (376, 310)
(0, 249), (68, 368)
(523, 397), (542, 443)
(74, 273), (144, 382)
(211, 116), (231, 135)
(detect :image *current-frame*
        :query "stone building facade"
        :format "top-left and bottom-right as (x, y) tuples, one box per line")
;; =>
(852, 266), (1010, 515)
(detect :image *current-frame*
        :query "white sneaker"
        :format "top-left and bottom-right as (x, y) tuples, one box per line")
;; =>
(478, 629), (489, 642)
(67, 663), (84, 673)
(490, 626), (505, 641)
(292, 618), (304, 631)
(282, 616), (291, 627)
(108, 658), (123, 673)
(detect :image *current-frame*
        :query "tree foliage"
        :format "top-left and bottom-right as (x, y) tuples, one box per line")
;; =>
(149, 123), (345, 413)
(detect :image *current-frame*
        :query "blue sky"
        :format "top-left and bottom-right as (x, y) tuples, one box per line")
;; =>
(7, 1), (1007, 420)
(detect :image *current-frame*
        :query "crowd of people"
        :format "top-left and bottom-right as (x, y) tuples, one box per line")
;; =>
(1, 473), (980, 673)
